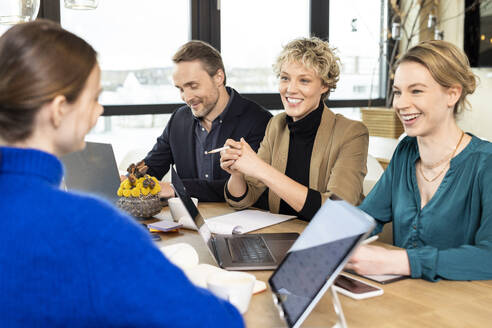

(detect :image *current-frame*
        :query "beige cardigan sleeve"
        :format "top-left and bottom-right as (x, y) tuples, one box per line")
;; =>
(321, 119), (368, 205)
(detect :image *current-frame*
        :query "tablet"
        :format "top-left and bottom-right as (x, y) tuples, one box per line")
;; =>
(344, 269), (408, 285)
(269, 198), (375, 328)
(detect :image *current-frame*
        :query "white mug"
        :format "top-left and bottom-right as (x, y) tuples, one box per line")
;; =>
(167, 197), (198, 226)
(207, 271), (256, 314)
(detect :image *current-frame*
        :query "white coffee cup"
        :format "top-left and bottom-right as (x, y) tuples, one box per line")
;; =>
(206, 271), (256, 314)
(167, 197), (198, 225)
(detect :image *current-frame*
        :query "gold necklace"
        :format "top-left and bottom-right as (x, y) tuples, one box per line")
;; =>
(421, 151), (453, 170)
(419, 130), (465, 183)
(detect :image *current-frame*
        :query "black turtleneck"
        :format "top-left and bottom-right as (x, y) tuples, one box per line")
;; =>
(279, 101), (323, 220)
(227, 101), (324, 221)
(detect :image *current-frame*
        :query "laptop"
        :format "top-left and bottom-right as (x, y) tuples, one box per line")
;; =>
(61, 142), (121, 204)
(171, 166), (299, 270)
(268, 197), (375, 328)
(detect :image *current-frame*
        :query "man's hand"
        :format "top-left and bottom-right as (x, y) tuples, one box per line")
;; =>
(158, 181), (175, 199)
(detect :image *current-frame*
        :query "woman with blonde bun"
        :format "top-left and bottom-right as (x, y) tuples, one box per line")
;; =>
(347, 40), (492, 282)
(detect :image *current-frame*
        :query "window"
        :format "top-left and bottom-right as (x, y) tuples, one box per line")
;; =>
(37, 0), (389, 161)
(0, 25), (10, 36)
(87, 114), (171, 168)
(42, 0), (389, 112)
(220, 0), (309, 94)
(60, 0), (190, 105)
(328, 0), (386, 100)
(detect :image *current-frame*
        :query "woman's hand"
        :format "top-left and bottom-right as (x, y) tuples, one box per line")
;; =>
(345, 245), (410, 276)
(220, 138), (269, 198)
(228, 138), (267, 180)
(219, 139), (243, 176)
(221, 138), (309, 211)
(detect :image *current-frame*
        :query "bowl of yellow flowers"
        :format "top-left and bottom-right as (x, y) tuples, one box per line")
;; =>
(116, 161), (165, 218)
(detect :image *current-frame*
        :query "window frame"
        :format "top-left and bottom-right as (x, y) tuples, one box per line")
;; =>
(40, 0), (389, 116)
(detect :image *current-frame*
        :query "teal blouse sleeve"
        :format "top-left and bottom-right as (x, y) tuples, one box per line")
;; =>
(359, 143), (401, 235)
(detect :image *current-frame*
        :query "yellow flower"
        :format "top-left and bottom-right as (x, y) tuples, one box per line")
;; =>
(141, 187), (150, 196)
(117, 188), (123, 197)
(122, 189), (131, 197)
(122, 179), (131, 190)
(131, 188), (141, 197)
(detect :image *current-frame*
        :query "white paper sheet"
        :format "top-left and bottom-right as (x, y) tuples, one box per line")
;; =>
(157, 209), (295, 235)
(205, 210), (296, 234)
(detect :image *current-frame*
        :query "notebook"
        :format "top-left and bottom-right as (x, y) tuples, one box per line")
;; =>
(344, 270), (407, 284)
(157, 209), (296, 234)
(171, 166), (299, 270)
(269, 197), (376, 328)
(60, 142), (120, 204)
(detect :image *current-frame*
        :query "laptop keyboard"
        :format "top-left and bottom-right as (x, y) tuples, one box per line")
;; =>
(227, 236), (275, 263)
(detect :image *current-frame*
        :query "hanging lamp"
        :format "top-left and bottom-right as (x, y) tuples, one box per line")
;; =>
(0, 0), (40, 26)
(64, 0), (99, 10)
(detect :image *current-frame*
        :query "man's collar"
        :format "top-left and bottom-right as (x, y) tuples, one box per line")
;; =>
(217, 86), (234, 121)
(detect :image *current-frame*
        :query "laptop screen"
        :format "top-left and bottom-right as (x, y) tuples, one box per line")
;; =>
(171, 166), (213, 246)
(61, 142), (120, 204)
(269, 199), (375, 328)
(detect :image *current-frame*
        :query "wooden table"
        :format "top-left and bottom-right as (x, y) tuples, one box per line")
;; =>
(150, 203), (492, 328)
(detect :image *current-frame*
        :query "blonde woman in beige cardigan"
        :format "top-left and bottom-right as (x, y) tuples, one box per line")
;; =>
(220, 37), (369, 221)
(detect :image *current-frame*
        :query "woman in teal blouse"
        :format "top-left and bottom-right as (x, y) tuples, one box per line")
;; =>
(346, 40), (492, 282)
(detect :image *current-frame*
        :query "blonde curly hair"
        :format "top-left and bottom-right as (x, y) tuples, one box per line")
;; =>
(274, 37), (341, 101)
(396, 40), (477, 116)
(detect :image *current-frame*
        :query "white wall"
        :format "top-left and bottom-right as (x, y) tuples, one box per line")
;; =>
(439, 1), (492, 141)
(459, 68), (492, 141)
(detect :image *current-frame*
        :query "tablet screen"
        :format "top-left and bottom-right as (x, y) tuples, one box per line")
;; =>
(269, 233), (362, 326)
(268, 199), (374, 327)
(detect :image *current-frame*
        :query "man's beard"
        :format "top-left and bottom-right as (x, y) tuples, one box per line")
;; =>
(190, 92), (220, 119)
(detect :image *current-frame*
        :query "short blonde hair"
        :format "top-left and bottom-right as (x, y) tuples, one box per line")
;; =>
(274, 37), (341, 101)
(397, 40), (477, 116)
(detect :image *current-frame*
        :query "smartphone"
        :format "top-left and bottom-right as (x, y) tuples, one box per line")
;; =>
(333, 274), (384, 300)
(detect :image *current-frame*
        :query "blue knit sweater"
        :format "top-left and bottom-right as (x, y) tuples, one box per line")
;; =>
(0, 147), (243, 327)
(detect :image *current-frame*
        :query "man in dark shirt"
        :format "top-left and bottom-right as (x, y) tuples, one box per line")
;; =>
(142, 41), (272, 201)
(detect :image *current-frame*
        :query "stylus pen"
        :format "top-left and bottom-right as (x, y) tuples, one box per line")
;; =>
(204, 145), (230, 155)
(362, 235), (379, 245)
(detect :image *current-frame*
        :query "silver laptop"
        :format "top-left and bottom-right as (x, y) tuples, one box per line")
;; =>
(61, 142), (120, 204)
(171, 166), (299, 270)
(269, 197), (375, 328)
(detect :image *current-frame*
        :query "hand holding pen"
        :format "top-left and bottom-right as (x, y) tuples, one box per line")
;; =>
(362, 235), (379, 245)
(204, 145), (230, 155)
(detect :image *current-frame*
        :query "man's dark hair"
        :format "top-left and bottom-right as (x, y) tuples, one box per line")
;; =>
(172, 40), (226, 85)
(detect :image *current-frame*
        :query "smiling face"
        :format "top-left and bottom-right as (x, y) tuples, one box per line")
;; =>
(172, 60), (223, 120)
(392, 61), (460, 137)
(278, 61), (329, 121)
